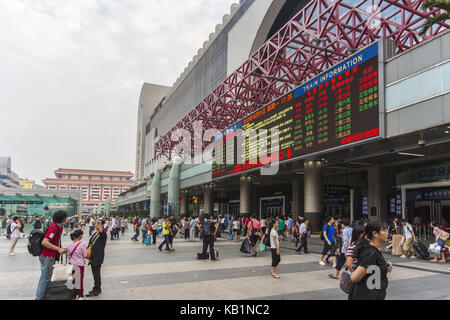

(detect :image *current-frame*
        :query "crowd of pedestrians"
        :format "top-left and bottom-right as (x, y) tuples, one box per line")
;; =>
(1, 209), (448, 300)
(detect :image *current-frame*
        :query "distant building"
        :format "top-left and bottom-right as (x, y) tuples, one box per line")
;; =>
(0, 157), (21, 189)
(19, 180), (34, 189)
(43, 168), (134, 213)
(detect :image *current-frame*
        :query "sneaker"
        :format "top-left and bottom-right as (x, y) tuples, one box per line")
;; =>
(77, 297), (85, 300)
(325, 260), (331, 265)
(332, 264), (337, 268)
(9, 253), (14, 256)
(158, 247), (162, 251)
(400, 255), (407, 259)
(319, 261), (326, 266)
(410, 255), (417, 259)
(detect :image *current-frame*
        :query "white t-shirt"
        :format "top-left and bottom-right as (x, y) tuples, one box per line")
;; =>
(88, 219), (93, 227)
(233, 220), (240, 229)
(270, 229), (279, 249)
(403, 223), (414, 239)
(10, 222), (20, 238)
(299, 223), (307, 235)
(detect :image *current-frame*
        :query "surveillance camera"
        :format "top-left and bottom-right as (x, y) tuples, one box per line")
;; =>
(418, 134), (426, 147)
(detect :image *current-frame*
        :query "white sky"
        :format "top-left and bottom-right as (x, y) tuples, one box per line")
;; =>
(0, 0), (238, 184)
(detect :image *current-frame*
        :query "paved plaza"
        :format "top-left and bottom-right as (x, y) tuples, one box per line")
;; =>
(1, 228), (449, 300)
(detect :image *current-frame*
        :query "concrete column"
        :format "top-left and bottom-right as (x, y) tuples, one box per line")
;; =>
(203, 184), (214, 216)
(401, 187), (407, 220)
(240, 176), (252, 217)
(304, 160), (323, 232)
(167, 157), (182, 217)
(350, 189), (355, 223)
(218, 190), (227, 217)
(150, 170), (161, 218)
(368, 165), (381, 221)
(180, 190), (189, 216)
(292, 174), (303, 219)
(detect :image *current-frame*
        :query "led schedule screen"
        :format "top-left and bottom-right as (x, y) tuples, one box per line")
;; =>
(212, 42), (384, 179)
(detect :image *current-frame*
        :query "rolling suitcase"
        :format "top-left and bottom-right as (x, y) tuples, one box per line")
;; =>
(144, 235), (151, 246)
(197, 252), (209, 259)
(413, 241), (429, 259)
(196, 250), (219, 260)
(46, 280), (77, 300)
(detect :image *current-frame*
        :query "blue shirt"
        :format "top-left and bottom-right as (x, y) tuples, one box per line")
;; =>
(323, 224), (335, 243)
(342, 226), (353, 253)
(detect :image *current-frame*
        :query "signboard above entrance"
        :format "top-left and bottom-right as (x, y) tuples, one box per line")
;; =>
(406, 189), (450, 202)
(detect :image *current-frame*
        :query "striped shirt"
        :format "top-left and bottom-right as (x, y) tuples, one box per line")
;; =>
(346, 242), (358, 269)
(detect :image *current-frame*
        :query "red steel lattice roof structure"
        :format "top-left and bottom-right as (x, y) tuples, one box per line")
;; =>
(155, 0), (450, 160)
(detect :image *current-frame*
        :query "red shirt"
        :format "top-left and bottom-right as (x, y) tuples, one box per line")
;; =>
(41, 223), (63, 258)
(247, 219), (261, 234)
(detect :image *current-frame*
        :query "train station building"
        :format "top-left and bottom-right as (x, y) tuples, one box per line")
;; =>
(117, 0), (450, 234)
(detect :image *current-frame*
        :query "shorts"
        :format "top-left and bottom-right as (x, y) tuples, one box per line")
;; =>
(322, 242), (336, 256)
(271, 249), (281, 267)
(249, 235), (258, 247)
(437, 239), (446, 254)
(169, 235), (173, 244)
(142, 230), (148, 238)
(277, 230), (283, 236)
(233, 229), (240, 235)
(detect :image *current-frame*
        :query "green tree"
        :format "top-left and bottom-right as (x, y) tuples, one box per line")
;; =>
(420, 0), (450, 35)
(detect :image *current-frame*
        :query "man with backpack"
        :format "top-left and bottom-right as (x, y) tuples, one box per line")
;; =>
(247, 215), (262, 257)
(35, 211), (78, 300)
(320, 217), (337, 266)
(198, 215), (218, 260)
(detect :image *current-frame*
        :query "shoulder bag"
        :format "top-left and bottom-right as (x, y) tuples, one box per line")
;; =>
(86, 233), (100, 262)
(439, 229), (449, 241)
(339, 271), (354, 295)
(51, 254), (73, 282)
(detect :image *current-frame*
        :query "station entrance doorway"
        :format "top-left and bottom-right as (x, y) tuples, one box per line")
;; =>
(260, 196), (285, 219)
(404, 183), (450, 240)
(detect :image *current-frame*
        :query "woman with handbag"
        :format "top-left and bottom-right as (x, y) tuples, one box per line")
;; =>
(269, 219), (281, 279)
(350, 222), (393, 300)
(67, 229), (87, 300)
(430, 222), (447, 263)
(86, 219), (107, 297)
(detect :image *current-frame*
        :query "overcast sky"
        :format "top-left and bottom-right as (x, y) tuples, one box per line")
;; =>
(0, 0), (237, 184)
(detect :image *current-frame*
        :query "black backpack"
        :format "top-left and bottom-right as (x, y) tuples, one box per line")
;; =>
(28, 229), (46, 257)
(320, 224), (329, 241)
(202, 221), (211, 237)
(27, 225), (60, 257)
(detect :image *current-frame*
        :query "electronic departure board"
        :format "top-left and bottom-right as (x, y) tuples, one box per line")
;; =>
(212, 41), (385, 180)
